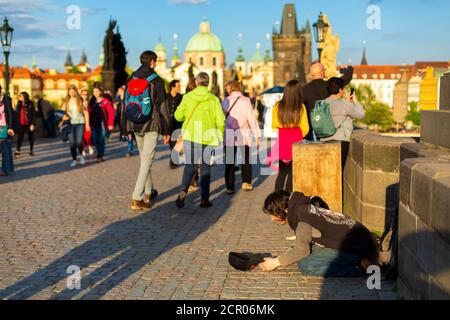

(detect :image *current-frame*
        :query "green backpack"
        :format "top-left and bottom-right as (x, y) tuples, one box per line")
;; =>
(311, 100), (337, 140)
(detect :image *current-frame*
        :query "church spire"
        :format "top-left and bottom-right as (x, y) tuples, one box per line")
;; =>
(65, 49), (73, 67)
(280, 4), (299, 36)
(361, 42), (368, 65)
(236, 33), (245, 62)
(304, 19), (311, 34)
(80, 49), (88, 65)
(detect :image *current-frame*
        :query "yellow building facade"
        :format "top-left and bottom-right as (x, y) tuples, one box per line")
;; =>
(419, 66), (438, 110)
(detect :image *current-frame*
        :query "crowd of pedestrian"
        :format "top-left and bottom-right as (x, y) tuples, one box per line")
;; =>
(0, 50), (381, 281)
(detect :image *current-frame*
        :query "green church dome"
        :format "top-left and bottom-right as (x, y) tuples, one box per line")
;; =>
(250, 43), (264, 63)
(185, 20), (224, 53)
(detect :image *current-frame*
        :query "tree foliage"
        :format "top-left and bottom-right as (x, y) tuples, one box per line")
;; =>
(405, 101), (421, 126)
(353, 84), (395, 131)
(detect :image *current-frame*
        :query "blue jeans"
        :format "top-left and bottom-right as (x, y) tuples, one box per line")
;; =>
(91, 126), (105, 158)
(68, 124), (85, 160)
(127, 136), (135, 153)
(0, 139), (14, 173)
(181, 142), (213, 201)
(298, 246), (365, 278)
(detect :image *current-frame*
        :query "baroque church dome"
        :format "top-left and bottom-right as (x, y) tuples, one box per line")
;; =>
(185, 19), (224, 53)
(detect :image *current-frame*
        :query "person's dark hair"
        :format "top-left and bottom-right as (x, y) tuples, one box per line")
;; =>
(89, 82), (104, 106)
(278, 80), (303, 128)
(263, 191), (291, 220)
(327, 77), (345, 95)
(0, 84), (2, 92)
(169, 80), (180, 89)
(140, 51), (157, 66)
(310, 196), (330, 210)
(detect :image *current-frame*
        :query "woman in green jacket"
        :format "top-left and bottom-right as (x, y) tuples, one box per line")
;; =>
(174, 73), (225, 209)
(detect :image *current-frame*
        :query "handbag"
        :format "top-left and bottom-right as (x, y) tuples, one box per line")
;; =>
(60, 120), (72, 143)
(173, 102), (202, 155)
(0, 126), (8, 140)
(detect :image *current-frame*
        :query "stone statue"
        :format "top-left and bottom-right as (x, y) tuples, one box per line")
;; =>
(319, 14), (340, 79)
(101, 19), (128, 93)
(103, 19), (116, 71)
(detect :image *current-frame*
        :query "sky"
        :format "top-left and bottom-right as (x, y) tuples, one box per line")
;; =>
(2, 0), (450, 71)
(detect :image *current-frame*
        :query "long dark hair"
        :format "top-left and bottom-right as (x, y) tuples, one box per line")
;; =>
(263, 191), (291, 221)
(88, 82), (104, 107)
(18, 92), (32, 109)
(278, 80), (303, 128)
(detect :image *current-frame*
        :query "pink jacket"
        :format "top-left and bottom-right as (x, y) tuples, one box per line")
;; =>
(222, 92), (261, 147)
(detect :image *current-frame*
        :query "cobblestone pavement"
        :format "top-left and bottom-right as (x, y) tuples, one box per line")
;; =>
(0, 136), (399, 300)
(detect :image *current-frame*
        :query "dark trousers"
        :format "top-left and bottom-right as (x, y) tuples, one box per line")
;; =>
(91, 126), (106, 158)
(45, 113), (57, 138)
(0, 139), (14, 173)
(16, 125), (34, 152)
(225, 145), (252, 191)
(69, 124), (85, 160)
(181, 142), (212, 201)
(275, 161), (293, 192)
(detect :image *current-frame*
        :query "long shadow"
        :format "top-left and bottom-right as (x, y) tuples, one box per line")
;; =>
(2, 138), (137, 184)
(0, 153), (270, 300)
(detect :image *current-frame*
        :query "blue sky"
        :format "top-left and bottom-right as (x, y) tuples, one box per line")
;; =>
(2, 0), (450, 71)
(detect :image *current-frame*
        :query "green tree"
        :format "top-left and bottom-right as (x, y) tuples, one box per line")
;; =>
(364, 102), (395, 131)
(405, 101), (421, 126)
(353, 84), (395, 131)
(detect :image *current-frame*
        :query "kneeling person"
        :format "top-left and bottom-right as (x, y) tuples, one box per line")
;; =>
(260, 191), (379, 277)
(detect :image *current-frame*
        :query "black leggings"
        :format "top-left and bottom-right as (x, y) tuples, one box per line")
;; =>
(225, 145), (252, 190)
(275, 161), (293, 192)
(17, 125), (34, 152)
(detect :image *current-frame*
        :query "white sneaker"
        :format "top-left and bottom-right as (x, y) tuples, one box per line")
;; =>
(79, 156), (86, 166)
(70, 160), (77, 168)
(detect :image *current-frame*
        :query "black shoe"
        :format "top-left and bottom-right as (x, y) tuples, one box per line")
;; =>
(200, 200), (212, 208)
(29, 151), (35, 156)
(151, 189), (158, 200)
(176, 191), (186, 208)
(226, 189), (235, 195)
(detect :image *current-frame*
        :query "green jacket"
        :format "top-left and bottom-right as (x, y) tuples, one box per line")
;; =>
(175, 86), (225, 147)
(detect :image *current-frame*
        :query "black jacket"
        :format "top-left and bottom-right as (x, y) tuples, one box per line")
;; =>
(126, 65), (170, 136)
(15, 101), (36, 128)
(287, 192), (377, 260)
(1, 95), (14, 128)
(166, 92), (183, 132)
(302, 66), (354, 140)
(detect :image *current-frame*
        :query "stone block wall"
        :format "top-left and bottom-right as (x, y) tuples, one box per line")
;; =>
(343, 131), (415, 233)
(397, 110), (450, 300)
(398, 158), (450, 299)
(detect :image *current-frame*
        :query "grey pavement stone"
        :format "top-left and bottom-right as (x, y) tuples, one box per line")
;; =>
(0, 136), (399, 300)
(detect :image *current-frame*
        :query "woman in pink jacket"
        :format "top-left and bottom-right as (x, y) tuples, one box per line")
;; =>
(87, 83), (115, 163)
(222, 81), (261, 193)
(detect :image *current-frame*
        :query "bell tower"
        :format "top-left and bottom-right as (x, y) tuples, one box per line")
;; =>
(272, 4), (311, 85)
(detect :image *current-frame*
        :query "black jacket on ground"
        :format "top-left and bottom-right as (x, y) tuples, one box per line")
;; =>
(15, 101), (36, 129)
(126, 65), (170, 136)
(1, 95), (14, 128)
(302, 66), (354, 140)
(287, 192), (377, 260)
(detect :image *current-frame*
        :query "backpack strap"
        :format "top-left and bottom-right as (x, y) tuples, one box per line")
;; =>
(146, 74), (159, 83)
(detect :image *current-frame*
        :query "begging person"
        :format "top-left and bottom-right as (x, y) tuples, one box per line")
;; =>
(260, 191), (379, 277)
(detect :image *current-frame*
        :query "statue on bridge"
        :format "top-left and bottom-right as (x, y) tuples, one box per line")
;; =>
(319, 14), (340, 79)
